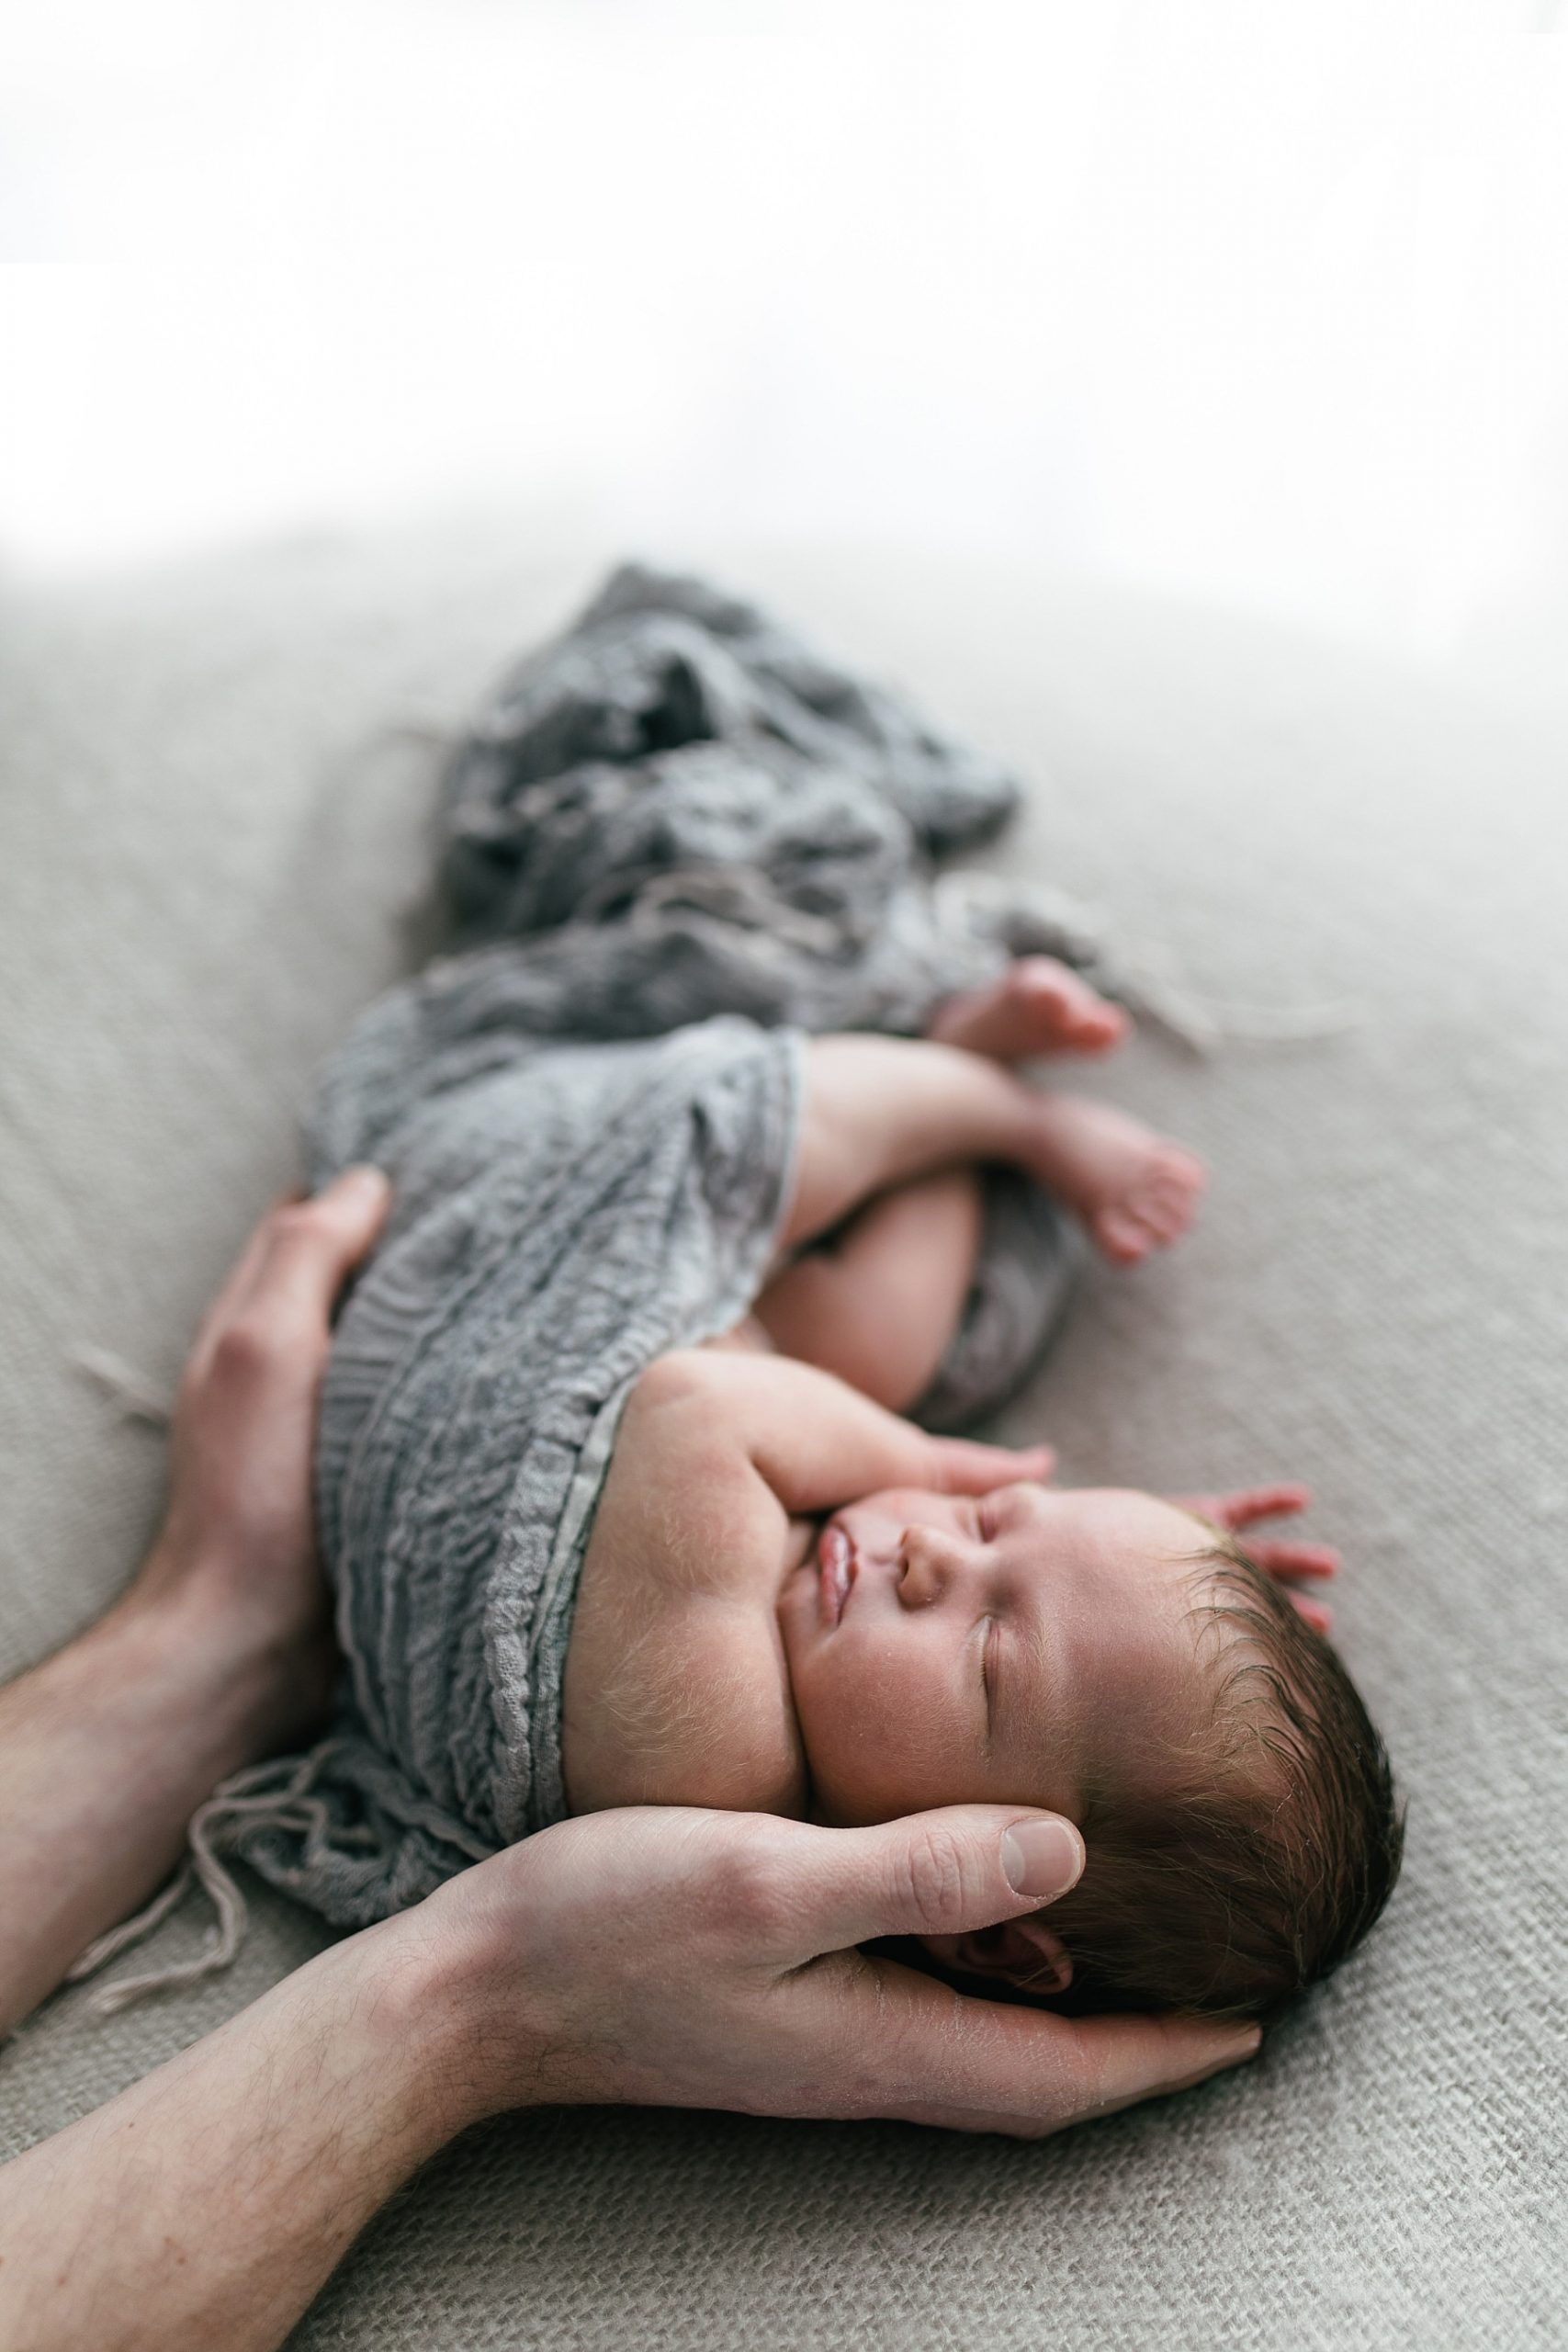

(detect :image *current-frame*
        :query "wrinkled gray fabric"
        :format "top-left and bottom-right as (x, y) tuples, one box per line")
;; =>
(442, 561), (1021, 950)
(224, 565), (1090, 1929)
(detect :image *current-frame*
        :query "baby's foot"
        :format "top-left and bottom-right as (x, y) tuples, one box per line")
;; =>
(1026, 1093), (1206, 1265)
(929, 958), (1130, 1060)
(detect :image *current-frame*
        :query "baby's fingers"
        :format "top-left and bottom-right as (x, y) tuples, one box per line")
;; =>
(1216, 1485), (1311, 1528)
(1288, 1591), (1335, 1634)
(1246, 1540), (1340, 1581)
(1170, 1487), (1307, 1532)
(931, 1439), (1055, 1493)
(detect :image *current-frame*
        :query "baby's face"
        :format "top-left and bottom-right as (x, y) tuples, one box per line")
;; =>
(775, 1483), (1213, 1826)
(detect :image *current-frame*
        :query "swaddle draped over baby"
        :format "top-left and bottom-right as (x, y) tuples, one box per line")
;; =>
(141, 568), (1112, 1951)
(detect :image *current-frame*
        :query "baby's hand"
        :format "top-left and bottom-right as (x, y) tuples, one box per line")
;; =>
(928, 1438), (1056, 1495)
(1169, 1484), (1339, 1634)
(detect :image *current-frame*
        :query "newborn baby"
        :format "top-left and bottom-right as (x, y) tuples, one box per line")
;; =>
(96, 571), (1397, 2031)
(565, 966), (1401, 2020)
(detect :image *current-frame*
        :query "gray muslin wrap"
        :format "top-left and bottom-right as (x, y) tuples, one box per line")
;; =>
(80, 566), (1118, 1996)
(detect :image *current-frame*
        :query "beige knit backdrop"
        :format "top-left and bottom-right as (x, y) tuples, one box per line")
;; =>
(2, 525), (1563, 2349)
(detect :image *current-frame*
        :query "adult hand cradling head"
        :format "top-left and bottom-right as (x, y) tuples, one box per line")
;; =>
(397, 1799), (1258, 2142)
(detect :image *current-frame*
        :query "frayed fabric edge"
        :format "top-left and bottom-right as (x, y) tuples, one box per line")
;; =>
(69, 1346), (173, 1427)
(65, 1745), (363, 2015)
(932, 871), (1359, 1056)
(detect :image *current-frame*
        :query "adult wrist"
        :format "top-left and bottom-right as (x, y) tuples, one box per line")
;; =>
(359, 1880), (570, 2142)
(113, 1560), (334, 1764)
(277, 1913), (506, 2171)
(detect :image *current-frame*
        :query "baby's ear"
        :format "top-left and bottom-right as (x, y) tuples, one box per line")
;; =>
(918, 1917), (1074, 1997)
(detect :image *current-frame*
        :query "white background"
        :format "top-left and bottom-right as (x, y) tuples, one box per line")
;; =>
(4, 1), (1566, 695)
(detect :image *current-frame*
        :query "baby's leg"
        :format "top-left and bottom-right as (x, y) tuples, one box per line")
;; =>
(753, 1169), (982, 1411)
(783, 1035), (1204, 1269)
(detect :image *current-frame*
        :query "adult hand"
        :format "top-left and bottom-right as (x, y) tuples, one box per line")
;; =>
(0, 1166), (390, 2036)
(143, 1166), (392, 1660)
(417, 1801), (1261, 2138)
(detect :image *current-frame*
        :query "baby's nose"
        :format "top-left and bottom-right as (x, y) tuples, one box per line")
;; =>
(897, 1524), (966, 1607)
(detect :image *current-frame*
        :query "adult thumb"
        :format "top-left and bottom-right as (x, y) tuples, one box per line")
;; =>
(775, 1806), (1085, 1965)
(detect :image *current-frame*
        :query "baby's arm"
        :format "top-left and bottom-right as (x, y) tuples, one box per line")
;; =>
(698, 1349), (1054, 1518)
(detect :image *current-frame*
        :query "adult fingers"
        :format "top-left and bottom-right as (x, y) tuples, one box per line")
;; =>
(764, 1804), (1085, 1968)
(234, 1168), (392, 1328)
(930, 1441), (1055, 1495)
(188, 1169), (390, 1367)
(1012, 2006), (1262, 2132)
(829, 1958), (1260, 2137)
(186, 1193), (304, 1361)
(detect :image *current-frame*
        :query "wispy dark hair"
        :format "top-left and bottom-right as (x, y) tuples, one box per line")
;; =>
(1033, 1543), (1404, 2021)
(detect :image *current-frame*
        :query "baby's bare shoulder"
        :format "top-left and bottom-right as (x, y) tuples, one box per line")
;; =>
(620, 1345), (807, 1471)
(616, 1350), (751, 1491)
(628, 1342), (781, 1408)
(630, 1342), (825, 1420)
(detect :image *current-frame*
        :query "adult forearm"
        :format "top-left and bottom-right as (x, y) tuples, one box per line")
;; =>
(0, 1576), (319, 2036)
(0, 1917), (484, 2352)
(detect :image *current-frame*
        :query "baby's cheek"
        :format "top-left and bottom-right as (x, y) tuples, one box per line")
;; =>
(823, 1683), (955, 1821)
(795, 1690), (895, 1823)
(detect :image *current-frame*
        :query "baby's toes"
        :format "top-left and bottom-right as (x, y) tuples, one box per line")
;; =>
(1156, 1144), (1207, 1194)
(1133, 1181), (1199, 1242)
(1091, 1204), (1155, 1264)
(1009, 966), (1066, 1030)
(1143, 1151), (1206, 1225)
(1069, 1001), (1132, 1052)
(1100, 1153), (1206, 1258)
(1015, 963), (1130, 1054)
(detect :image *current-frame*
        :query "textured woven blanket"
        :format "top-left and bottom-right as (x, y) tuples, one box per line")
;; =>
(127, 566), (1093, 1949)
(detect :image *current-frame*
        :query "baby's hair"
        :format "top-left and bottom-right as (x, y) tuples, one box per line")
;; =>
(1030, 1538), (1404, 2022)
